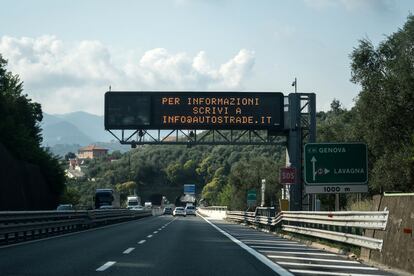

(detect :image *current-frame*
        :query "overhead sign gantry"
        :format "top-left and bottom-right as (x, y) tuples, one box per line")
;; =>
(105, 91), (286, 146)
(104, 91), (319, 211)
(105, 91), (284, 131)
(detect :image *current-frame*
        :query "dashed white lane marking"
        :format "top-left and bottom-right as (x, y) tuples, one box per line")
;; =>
(163, 217), (178, 227)
(258, 251), (337, 256)
(0, 215), (156, 249)
(158, 228), (162, 231)
(267, 255), (360, 264)
(277, 262), (379, 270)
(138, 240), (146, 244)
(290, 269), (387, 276)
(123, 247), (135, 254)
(199, 213), (293, 276)
(96, 261), (116, 271)
(153, 231), (158, 234)
(147, 234), (153, 238)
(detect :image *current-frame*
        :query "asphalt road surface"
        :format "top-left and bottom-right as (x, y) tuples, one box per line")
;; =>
(0, 214), (393, 276)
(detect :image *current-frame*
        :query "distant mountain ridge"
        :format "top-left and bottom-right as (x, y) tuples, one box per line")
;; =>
(42, 112), (113, 146)
(41, 111), (171, 156)
(41, 118), (93, 146)
(41, 111), (131, 156)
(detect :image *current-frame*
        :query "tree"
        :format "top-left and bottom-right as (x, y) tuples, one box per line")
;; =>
(60, 186), (81, 205)
(116, 181), (137, 196)
(201, 167), (227, 205)
(0, 55), (43, 160)
(65, 152), (76, 161)
(350, 15), (414, 193)
(316, 99), (355, 143)
(0, 54), (66, 208)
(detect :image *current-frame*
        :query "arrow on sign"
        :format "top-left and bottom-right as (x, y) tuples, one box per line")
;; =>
(324, 168), (330, 175)
(311, 156), (317, 181)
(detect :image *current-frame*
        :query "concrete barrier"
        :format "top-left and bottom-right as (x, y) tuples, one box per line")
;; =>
(361, 193), (414, 274)
(152, 207), (164, 216)
(197, 206), (227, 220)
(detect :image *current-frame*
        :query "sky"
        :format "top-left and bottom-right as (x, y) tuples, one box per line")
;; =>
(0, 0), (413, 115)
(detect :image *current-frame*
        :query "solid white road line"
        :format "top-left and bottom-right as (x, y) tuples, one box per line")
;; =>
(123, 247), (135, 254)
(147, 234), (153, 238)
(96, 261), (116, 271)
(199, 214), (293, 276)
(267, 255), (360, 264)
(289, 269), (387, 276)
(138, 240), (146, 244)
(258, 251), (337, 256)
(277, 262), (379, 270)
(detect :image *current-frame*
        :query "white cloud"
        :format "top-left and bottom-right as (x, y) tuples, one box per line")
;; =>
(0, 35), (255, 115)
(219, 49), (255, 88)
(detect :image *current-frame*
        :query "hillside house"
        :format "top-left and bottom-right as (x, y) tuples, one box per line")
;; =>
(65, 158), (85, 179)
(77, 145), (108, 159)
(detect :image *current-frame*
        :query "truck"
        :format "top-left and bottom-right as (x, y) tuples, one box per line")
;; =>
(94, 189), (120, 209)
(127, 196), (141, 209)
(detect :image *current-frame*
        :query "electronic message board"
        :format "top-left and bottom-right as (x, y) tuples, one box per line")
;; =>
(105, 91), (284, 131)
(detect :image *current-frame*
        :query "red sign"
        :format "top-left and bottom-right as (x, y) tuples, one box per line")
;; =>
(280, 167), (296, 184)
(403, 228), (412, 234)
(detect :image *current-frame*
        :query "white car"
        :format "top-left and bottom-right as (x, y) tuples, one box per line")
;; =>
(173, 207), (186, 217)
(184, 205), (196, 216)
(131, 205), (144, 211)
(99, 205), (114, 209)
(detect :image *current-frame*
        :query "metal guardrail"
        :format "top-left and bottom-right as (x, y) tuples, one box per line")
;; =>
(282, 225), (384, 251)
(226, 208), (389, 251)
(280, 210), (389, 230)
(0, 209), (152, 244)
(200, 206), (228, 211)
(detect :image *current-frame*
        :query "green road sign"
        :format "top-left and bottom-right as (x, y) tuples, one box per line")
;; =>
(304, 143), (368, 185)
(247, 189), (257, 205)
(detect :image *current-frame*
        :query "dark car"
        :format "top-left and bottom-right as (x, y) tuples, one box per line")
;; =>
(163, 207), (173, 215)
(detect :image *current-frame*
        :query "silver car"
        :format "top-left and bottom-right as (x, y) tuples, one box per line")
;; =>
(184, 206), (196, 216)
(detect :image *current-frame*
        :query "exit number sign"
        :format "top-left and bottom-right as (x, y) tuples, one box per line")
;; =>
(280, 167), (296, 184)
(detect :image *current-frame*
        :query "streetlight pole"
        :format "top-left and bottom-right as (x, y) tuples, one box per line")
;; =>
(261, 179), (266, 207)
(292, 77), (297, 93)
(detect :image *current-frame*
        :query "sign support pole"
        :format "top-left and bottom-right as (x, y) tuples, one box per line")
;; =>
(287, 93), (316, 211)
(261, 179), (266, 207)
(335, 194), (340, 211)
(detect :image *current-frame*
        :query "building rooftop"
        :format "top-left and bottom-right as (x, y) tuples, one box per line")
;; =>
(78, 145), (108, 152)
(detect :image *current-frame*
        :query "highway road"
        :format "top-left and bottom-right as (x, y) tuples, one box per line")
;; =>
(0, 214), (392, 276)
